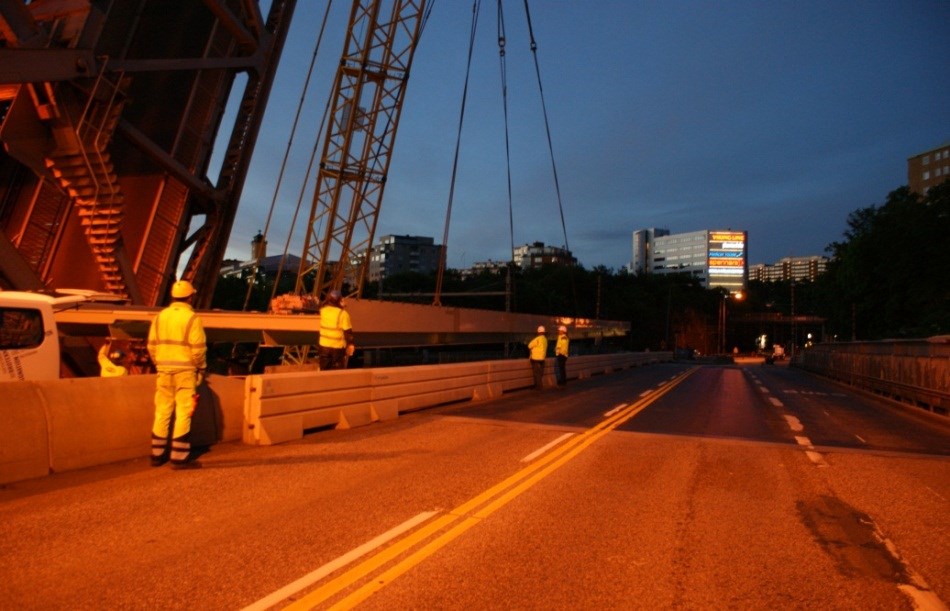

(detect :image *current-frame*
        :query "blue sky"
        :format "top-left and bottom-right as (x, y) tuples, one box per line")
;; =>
(225, 0), (949, 271)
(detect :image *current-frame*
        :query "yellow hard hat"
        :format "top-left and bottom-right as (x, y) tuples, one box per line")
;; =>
(171, 280), (196, 298)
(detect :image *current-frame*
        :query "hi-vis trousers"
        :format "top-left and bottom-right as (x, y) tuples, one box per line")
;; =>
(151, 369), (197, 464)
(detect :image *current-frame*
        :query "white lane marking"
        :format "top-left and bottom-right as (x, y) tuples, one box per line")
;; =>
(604, 403), (627, 418)
(855, 435), (866, 444)
(805, 450), (829, 467)
(794, 435), (812, 447)
(241, 510), (440, 611)
(784, 415), (803, 432)
(769, 397), (783, 407)
(639, 389), (652, 398)
(793, 435), (828, 467)
(864, 519), (950, 610)
(521, 433), (575, 463)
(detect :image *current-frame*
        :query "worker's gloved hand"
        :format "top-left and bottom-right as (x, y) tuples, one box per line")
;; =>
(196, 369), (206, 386)
(345, 344), (355, 357)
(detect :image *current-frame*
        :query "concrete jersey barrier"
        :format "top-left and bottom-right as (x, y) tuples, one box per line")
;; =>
(1, 352), (670, 485)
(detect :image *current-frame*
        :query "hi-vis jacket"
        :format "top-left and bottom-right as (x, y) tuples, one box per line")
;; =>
(147, 302), (207, 372)
(556, 334), (569, 357)
(528, 334), (548, 361)
(318, 304), (352, 349)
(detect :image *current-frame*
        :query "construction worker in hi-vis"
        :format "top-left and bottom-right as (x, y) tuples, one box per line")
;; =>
(318, 289), (355, 370)
(147, 279), (207, 469)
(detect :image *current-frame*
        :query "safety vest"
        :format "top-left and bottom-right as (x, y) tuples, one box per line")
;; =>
(528, 334), (548, 361)
(319, 304), (351, 349)
(147, 302), (207, 372)
(98, 346), (127, 377)
(556, 335), (569, 357)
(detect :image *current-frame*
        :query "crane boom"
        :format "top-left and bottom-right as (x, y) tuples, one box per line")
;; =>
(296, 0), (427, 299)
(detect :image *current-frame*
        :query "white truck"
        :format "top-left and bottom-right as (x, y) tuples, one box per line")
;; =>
(0, 290), (128, 381)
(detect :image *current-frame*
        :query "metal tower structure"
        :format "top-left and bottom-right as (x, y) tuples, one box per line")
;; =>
(0, 0), (295, 308)
(295, 0), (427, 300)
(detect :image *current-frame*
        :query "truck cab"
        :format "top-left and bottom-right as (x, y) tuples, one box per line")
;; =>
(0, 290), (125, 381)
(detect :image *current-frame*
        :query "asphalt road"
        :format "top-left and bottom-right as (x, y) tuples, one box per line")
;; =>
(1, 361), (947, 610)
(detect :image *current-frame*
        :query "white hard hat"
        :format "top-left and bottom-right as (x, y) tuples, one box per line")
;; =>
(537, 326), (545, 333)
(558, 325), (567, 333)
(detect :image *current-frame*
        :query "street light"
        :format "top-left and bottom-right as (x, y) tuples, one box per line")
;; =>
(718, 290), (744, 355)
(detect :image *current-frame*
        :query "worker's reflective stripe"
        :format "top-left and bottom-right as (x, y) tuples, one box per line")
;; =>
(319, 305), (349, 349)
(148, 303), (207, 371)
(170, 437), (190, 463)
(151, 434), (168, 459)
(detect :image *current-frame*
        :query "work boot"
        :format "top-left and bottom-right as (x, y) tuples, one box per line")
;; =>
(150, 456), (168, 467)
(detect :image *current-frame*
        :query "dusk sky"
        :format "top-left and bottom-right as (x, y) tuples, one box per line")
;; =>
(223, 0), (949, 271)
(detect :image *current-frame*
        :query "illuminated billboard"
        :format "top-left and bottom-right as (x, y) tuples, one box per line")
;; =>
(708, 231), (747, 283)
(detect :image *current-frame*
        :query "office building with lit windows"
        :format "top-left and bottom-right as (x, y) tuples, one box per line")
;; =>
(749, 256), (828, 283)
(630, 228), (747, 291)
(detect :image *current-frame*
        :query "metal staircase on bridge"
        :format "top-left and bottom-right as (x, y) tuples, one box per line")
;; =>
(43, 70), (130, 297)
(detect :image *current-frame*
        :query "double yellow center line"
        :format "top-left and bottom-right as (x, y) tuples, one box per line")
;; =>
(283, 367), (698, 610)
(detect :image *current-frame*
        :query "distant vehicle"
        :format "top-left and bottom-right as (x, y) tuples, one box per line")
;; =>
(763, 344), (785, 365)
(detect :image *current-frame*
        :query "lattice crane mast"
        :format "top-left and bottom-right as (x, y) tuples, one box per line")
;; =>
(295, 0), (427, 300)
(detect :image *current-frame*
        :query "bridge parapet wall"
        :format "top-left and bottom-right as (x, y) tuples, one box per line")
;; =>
(796, 336), (949, 417)
(1, 352), (670, 484)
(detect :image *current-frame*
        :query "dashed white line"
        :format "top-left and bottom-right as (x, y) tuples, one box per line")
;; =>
(521, 433), (574, 463)
(604, 403), (627, 418)
(769, 397), (783, 407)
(793, 435), (828, 467)
(855, 434), (867, 444)
(784, 415), (804, 432)
(804, 450), (829, 467)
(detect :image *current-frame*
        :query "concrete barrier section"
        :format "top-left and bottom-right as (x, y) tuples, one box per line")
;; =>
(1, 374), (247, 485)
(44, 375), (156, 473)
(2, 352), (673, 483)
(0, 381), (50, 484)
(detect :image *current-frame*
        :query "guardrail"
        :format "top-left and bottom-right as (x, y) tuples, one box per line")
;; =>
(0, 352), (671, 484)
(795, 336), (949, 417)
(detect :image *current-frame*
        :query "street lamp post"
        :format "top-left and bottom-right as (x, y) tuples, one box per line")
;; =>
(718, 290), (744, 355)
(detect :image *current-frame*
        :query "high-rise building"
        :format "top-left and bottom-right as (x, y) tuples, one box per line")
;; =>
(630, 228), (670, 274)
(630, 228), (747, 291)
(749, 256), (828, 283)
(368, 235), (442, 282)
(907, 142), (950, 195)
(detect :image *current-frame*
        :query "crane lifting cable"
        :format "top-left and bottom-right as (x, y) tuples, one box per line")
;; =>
(243, 1), (336, 311)
(497, 0), (516, 315)
(521, 0), (578, 314)
(433, 0), (482, 306)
